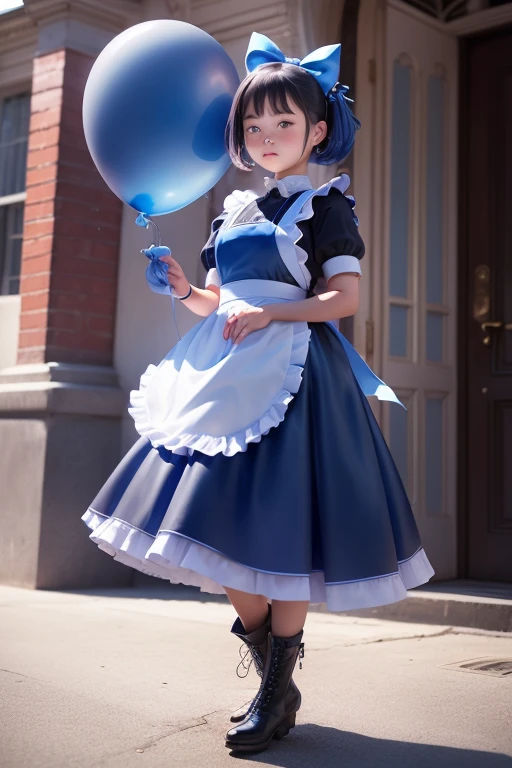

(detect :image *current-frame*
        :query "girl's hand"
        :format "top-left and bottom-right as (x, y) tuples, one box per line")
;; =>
(159, 253), (190, 296)
(223, 306), (272, 344)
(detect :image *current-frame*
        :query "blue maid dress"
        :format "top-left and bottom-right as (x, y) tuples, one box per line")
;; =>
(81, 173), (435, 611)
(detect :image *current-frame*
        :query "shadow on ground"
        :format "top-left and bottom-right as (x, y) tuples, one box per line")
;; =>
(60, 582), (229, 603)
(226, 723), (512, 767)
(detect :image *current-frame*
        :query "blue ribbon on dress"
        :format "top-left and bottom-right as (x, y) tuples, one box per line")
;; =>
(326, 321), (406, 409)
(245, 32), (353, 103)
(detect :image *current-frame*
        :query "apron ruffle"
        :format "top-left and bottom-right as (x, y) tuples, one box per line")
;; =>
(128, 280), (311, 457)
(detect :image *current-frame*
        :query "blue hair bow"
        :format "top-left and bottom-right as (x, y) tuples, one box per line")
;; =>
(245, 32), (341, 97)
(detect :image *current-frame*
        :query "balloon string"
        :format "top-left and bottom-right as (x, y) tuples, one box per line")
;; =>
(135, 212), (181, 340)
(171, 295), (181, 341)
(136, 212), (162, 247)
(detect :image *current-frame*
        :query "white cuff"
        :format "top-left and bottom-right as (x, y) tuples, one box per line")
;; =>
(322, 255), (362, 280)
(205, 268), (221, 288)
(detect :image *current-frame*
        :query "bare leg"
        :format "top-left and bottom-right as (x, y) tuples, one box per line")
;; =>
(223, 586), (309, 637)
(223, 586), (269, 633)
(271, 600), (309, 637)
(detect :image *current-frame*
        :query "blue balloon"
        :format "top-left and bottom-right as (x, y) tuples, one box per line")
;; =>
(83, 20), (240, 215)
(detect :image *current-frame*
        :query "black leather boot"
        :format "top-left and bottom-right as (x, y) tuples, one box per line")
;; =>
(225, 629), (305, 753)
(229, 604), (301, 723)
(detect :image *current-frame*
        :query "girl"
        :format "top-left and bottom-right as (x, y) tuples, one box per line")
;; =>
(82, 32), (435, 755)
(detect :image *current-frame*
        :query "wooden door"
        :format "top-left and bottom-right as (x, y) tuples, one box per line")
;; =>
(382, 2), (459, 575)
(461, 26), (512, 581)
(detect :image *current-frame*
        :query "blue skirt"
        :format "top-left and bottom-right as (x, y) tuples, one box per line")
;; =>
(82, 321), (434, 611)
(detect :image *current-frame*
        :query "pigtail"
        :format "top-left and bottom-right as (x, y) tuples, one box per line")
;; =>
(312, 83), (361, 166)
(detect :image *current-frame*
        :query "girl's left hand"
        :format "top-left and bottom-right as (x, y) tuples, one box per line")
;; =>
(223, 306), (272, 344)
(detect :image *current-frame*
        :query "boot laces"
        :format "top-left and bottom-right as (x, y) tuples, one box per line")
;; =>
(235, 644), (253, 678)
(251, 644), (286, 711)
(246, 641), (305, 715)
(235, 642), (266, 678)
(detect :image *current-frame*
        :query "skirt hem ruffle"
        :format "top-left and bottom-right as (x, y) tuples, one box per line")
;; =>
(82, 508), (435, 612)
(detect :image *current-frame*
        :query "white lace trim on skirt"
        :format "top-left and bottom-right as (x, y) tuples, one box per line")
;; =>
(82, 509), (435, 612)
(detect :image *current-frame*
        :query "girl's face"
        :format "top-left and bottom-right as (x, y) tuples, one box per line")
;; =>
(242, 96), (327, 178)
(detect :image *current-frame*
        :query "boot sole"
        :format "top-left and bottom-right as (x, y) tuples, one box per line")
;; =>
(225, 712), (296, 753)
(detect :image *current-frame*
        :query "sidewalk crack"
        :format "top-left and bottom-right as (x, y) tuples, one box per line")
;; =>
(304, 626), (456, 652)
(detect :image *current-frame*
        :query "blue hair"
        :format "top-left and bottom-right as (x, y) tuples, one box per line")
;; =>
(311, 84), (361, 166)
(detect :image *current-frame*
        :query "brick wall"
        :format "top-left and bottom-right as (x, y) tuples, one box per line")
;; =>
(18, 49), (123, 366)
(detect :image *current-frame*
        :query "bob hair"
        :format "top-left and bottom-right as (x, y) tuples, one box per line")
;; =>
(225, 61), (361, 171)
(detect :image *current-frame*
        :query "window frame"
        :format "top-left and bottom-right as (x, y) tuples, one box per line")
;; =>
(0, 88), (31, 297)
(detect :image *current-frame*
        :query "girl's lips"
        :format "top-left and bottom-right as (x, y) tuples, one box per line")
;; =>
(263, 152), (277, 156)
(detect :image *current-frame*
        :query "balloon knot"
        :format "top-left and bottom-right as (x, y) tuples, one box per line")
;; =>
(135, 212), (151, 228)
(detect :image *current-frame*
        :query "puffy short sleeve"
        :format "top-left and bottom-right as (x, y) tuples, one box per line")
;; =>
(312, 189), (365, 280)
(200, 212), (226, 288)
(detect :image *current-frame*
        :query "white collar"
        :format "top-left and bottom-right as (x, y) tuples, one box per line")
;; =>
(263, 174), (313, 197)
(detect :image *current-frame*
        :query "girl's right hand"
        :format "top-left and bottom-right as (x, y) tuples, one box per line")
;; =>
(159, 253), (190, 296)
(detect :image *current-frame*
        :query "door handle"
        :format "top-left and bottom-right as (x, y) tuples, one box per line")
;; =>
(480, 321), (512, 345)
(481, 321), (502, 330)
(473, 266), (511, 344)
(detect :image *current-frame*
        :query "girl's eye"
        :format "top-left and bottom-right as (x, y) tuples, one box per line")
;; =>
(278, 121), (292, 128)
(246, 126), (259, 134)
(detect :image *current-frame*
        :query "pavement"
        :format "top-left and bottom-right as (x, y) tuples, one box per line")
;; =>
(1, 583), (512, 768)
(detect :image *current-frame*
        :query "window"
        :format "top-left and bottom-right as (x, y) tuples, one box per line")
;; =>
(0, 92), (30, 295)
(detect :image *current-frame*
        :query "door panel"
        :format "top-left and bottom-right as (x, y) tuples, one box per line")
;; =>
(464, 27), (512, 581)
(383, 3), (458, 575)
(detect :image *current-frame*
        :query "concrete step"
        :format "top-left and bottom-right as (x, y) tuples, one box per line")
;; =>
(310, 580), (512, 633)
